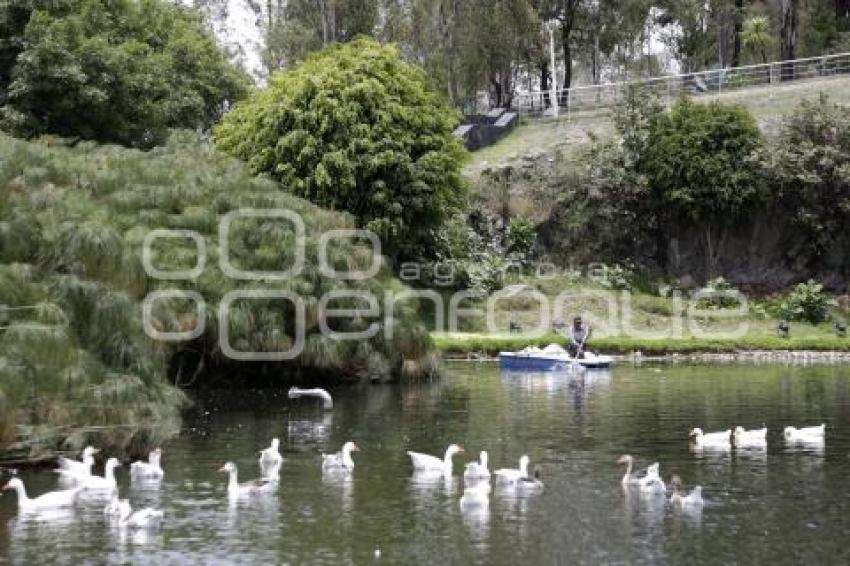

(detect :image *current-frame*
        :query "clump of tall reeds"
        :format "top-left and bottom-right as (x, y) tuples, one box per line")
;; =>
(0, 131), (439, 454)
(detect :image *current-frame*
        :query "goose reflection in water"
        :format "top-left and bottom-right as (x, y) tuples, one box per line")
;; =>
(409, 469), (457, 496)
(459, 481), (491, 544)
(113, 522), (165, 547)
(322, 469), (354, 516)
(225, 488), (281, 531)
(621, 484), (667, 530)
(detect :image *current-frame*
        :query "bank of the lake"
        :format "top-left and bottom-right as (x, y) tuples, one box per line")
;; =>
(433, 332), (850, 356)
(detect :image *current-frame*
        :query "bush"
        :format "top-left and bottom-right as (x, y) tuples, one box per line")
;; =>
(506, 217), (536, 258)
(0, 0), (248, 148)
(780, 280), (834, 323)
(216, 37), (468, 260)
(696, 276), (742, 309)
(768, 95), (850, 259)
(643, 98), (763, 225)
(600, 263), (636, 291)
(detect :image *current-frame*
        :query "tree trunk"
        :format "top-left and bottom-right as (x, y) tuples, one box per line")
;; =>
(562, 40), (572, 101)
(320, 0), (329, 44)
(592, 29), (600, 85)
(732, 0), (744, 68)
(439, 0), (459, 105)
(561, 28), (572, 107)
(838, 0), (850, 32)
(559, 0), (580, 107)
(540, 60), (550, 108)
(780, 0), (799, 80)
(491, 76), (503, 108)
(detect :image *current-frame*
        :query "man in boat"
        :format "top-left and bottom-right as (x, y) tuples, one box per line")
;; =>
(568, 316), (591, 359)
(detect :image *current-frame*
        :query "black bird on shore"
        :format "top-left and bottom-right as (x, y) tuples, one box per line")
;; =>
(835, 319), (847, 337)
(777, 320), (790, 338)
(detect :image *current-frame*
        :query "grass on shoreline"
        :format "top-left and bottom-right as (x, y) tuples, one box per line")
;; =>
(433, 332), (850, 355)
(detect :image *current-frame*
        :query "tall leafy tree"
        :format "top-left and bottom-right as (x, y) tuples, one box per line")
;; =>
(768, 95), (850, 261)
(641, 98), (763, 276)
(216, 38), (468, 260)
(458, 0), (540, 108)
(263, 0), (378, 72)
(0, 0), (248, 148)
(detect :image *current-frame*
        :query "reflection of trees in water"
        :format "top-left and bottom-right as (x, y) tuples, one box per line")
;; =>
(287, 413), (333, 448)
(397, 380), (474, 462)
(226, 492), (281, 533)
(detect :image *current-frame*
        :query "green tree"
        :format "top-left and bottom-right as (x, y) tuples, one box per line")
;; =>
(216, 38), (468, 259)
(741, 15), (774, 63)
(642, 97), (763, 276)
(0, 0), (248, 148)
(768, 95), (850, 261)
(263, 0), (378, 73)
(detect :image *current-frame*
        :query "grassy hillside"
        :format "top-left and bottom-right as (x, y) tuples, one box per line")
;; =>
(466, 75), (850, 177)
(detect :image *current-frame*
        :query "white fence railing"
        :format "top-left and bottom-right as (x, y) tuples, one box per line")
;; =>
(514, 52), (850, 117)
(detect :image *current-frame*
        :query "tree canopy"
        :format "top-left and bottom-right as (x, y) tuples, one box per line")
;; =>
(261, 0), (848, 111)
(0, 0), (249, 148)
(216, 37), (469, 260)
(643, 97), (763, 226)
(769, 94), (850, 260)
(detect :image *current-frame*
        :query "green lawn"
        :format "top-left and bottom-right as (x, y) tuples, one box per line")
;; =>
(429, 273), (850, 355)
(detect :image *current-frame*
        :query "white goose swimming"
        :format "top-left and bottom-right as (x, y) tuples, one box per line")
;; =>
(408, 444), (464, 475)
(689, 427), (732, 449)
(517, 467), (545, 493)
(733, 426), (767, 448)
(670, 476), (703, 509)
(288, 387), (333, 410)
(130, 448), (164, 481)
(81, 458), (121, 492)
(104, 492), (126, 517)
(617, 455), (640, 487)
(494, 455), (530, 483)
(638, 462), (666, 495)
(118, 501), (165, 530)
(322, 441), (359, 472)
(219, 462), (275, 497)
(3, 477), (80, 511)
(463, 451), (491, 484)
(55, 446), (99, 481)
(784, 424), (826, 442)
(259, 438), (284, 469)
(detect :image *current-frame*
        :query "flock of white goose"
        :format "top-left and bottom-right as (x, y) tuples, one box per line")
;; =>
(2, 447), (165, 529)
(0, 377), (828, 531)
(1, 439), (542, 527)
(616, 423), (827, 512)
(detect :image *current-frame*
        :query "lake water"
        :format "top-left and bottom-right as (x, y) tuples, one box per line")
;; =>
(3, 361), (850, 564)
